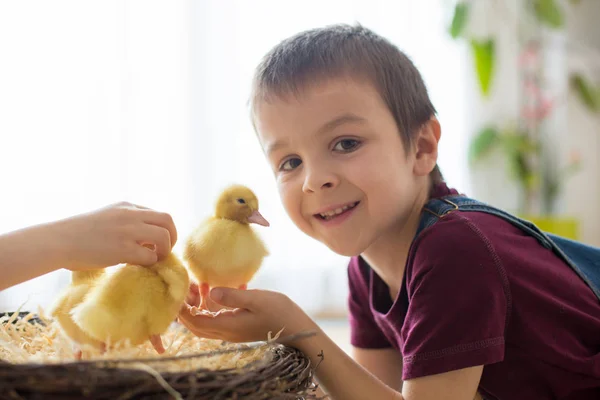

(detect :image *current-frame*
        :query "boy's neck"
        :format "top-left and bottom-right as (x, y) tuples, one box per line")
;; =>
(361, 182), (430, 300)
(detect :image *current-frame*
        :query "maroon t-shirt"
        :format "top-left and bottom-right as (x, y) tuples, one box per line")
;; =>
(348, 183), (600, 399)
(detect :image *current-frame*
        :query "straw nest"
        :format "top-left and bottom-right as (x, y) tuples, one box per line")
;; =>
(0, 310), (322, 399)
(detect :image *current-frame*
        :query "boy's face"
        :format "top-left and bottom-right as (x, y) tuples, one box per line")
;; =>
(255, 78), (434, 256)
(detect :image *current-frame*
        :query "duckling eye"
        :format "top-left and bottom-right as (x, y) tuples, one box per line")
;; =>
(237, 198), (246, 204)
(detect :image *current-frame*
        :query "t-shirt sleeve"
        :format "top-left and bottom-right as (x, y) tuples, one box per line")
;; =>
(401, 216), (509, 380)
(347, 257), (392, 349)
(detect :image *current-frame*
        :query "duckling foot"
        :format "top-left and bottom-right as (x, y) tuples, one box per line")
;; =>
(150, 334), (165, 354)
(74, 349), (83, 360)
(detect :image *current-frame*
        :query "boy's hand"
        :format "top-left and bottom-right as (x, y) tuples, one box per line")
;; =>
(59, 201), (177, 271)
(178, 287), (315, 344)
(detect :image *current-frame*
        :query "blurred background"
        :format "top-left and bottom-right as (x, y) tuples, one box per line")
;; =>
(0, 0), (598, 351)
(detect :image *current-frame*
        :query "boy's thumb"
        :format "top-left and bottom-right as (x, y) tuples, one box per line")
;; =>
(210, 287), (253, 309)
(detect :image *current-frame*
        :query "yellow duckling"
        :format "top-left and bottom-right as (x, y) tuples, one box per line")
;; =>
(183, 184), (269, 313)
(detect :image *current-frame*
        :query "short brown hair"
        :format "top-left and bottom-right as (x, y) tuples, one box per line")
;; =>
(250, 23), (443, 183)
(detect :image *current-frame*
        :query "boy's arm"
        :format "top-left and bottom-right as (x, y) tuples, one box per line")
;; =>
(353, 347), (403, 391)
(292, 321), (481, 400)
(295, 325), (402, 399)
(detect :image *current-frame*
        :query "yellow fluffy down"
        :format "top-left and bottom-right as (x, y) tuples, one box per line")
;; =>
(47, 270), (105, 350)
(71, 253), (190, 346)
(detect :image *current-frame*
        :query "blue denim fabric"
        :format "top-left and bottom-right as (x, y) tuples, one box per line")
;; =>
(417, 195), (600, 301)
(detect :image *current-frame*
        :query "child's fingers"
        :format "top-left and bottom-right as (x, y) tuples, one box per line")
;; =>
(137, 225), (172, 260)
(210, 287), (264, 310)
(140, 210), (178, 247)
(128, 243), (159, 266)
(178, 303), (246, 335)
(177, 304), (223, 337)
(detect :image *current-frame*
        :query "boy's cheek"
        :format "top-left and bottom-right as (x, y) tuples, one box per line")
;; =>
(279, 196), (316, 238)
(277, 189), (302, 222)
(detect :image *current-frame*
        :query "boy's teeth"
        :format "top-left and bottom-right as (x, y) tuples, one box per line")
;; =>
(319, 202), (356, 219)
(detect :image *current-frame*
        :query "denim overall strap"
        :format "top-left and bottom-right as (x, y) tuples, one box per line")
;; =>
(418, 195), (600, 301)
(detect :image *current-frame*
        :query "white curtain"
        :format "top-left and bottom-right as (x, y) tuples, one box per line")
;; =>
(0, 0), (468, 316)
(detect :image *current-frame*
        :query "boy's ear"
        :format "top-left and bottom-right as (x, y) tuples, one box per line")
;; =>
(413, 117), (440, 177)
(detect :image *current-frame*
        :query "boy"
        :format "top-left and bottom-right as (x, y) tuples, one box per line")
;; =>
(179, 24), (600, 399)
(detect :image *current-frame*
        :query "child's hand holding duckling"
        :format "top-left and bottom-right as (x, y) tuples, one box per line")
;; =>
(60, 201), (178, 271)
(0, 201), (177, 290)
(178, 287), (313, 344)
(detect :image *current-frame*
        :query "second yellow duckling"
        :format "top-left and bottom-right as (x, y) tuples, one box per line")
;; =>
(48, 270), (106, 359)
(71, 252), (189, 353)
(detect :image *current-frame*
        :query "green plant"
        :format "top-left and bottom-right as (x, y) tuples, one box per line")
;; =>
(448, 0), (598, 215)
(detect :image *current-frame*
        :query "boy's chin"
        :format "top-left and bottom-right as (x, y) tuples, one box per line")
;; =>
(322, 239), (368, 258)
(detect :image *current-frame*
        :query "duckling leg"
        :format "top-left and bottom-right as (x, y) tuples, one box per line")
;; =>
(190, 283), (219, 317)
(186, 282), (201, 307)
(239, 283), (247, 290)
(199, 282), (210, 310)
(150, 334), (165, 354)
(74, 348), (83, 360)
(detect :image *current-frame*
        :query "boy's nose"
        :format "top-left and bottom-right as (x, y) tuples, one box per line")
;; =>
(302, 167), (339, 194)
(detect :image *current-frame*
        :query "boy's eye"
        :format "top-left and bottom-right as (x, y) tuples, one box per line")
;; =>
(333, 139), (360, 152)
(280, 157), (302, 171)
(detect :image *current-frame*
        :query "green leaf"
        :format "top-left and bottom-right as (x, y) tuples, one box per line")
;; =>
(533, 0), (564, 29)
(449, 2), (470, 39)
(570, 73), (600, 112)
(468, 126), (499, 165)
(499, 132), (540, 155)
(470, 39), (495, 97)
(507, 150), (538, 191)
(497, 131), (540, 191)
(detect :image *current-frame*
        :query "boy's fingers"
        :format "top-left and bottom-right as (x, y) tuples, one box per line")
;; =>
(210, 287), (257, 310)
(178, 303), (245, 334)
(141, 210), (178, 247)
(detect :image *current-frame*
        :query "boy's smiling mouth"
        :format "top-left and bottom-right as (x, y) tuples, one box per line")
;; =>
(314, 201), (360, 221)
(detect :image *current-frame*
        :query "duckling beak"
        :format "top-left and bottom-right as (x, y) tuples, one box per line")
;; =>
(248, 210), (270, 227)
